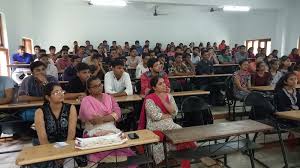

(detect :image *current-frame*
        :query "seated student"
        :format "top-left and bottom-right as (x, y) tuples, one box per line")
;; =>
(135, 53), (150, 79)
(63, 55), (82, 81)
(104, 59), (133, 97)
(141, 58), (170, 95)
(82, 49), (99, 65)
(248, 56), (264, 74)
(31, 45), (41, 62)
(294, 65), (300, 84)
(251, 62), (271, 86)
(79, 76), (135, 164)
(39, 54), (58, 79)
(183, 53), (195, 74)
(208, 48), (220, 64)
(33, 82), (77, 168)
(157, 53), (169, 74)
(218, 40), (226, 51)
(138, 76), (195, 167)
(126, 48), (141, 69)
(89, 55), (106, 80)
(135, 40), (143, 56)
(234, 45), (248, 64)
(233, 60), (251, 100)
(149, 50), (156, 59)
(11, 45), (33, 84)
(167, 46), (176, 57)
(196, 50), (214, 75)
(49, 46), (57, 63)
(288, 48), (300, 63)
(275, 72), (300, 111)
(247, 47), (255, 59)
(169, 53), (193, 76)
(195, 50), (214, 90)
(191, 47), (201, 65)
(18, 61), (58, 121)
(269, 59), (283, 86)
(68, 62), (91, 94)
(279, 56), (292, 74)
(56, 49), (71, 73)
(270, 49), (279, 59)
(218, 48), (233, 64)
(0, 76), (16, 105)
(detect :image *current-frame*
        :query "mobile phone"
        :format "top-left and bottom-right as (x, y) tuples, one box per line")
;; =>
(128, 133), (139, 140)
(19, 73), (25, 80)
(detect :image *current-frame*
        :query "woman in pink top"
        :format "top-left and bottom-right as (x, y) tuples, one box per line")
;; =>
(79, 76), (135, 166)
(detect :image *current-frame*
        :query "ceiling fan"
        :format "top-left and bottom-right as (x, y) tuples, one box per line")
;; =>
(153, 5), (168, 16)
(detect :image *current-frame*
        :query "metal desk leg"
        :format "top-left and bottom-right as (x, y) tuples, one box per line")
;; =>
(163, 138), (169, 168)
(276, 123), (289, 168)
(246, 134), (255, 168)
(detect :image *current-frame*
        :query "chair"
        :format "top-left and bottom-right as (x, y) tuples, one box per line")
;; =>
(243, 92), (289, 167)
(179, 96), (213, 127)
(224, 76), (241, 121)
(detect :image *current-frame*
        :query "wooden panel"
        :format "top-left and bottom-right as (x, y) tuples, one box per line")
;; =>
(163, 120), (273, 144)
(276, 111), (300, 121)
(22, 38), (32, 54)
(16, 130), (159, 166)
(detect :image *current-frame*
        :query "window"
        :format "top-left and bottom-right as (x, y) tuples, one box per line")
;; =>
(245, 38), (271, 55)
(0, 14), (4, 47)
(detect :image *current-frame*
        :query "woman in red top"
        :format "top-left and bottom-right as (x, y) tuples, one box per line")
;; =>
(251, 62), (272, 86)
(218, 40), (226, 51)
(288, 48), (300, 63)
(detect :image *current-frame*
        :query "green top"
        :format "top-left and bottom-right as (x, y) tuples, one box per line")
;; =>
(218, 54), (232, 63)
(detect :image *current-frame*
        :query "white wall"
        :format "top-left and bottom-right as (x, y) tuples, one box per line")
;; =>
(0, 0), (33, 54)
(31, 0), (238, 50)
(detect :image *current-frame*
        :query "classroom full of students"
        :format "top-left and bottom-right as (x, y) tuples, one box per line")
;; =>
(1, 39), (300, 168)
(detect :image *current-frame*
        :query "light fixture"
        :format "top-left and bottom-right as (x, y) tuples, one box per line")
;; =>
(223, 5), (250, 12)
(89, 0), (127, 7)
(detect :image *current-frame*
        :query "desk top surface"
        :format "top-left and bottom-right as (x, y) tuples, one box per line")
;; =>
(0, 95), (143, 109)
(16, 130), (159, 166)
(7, 64), (30, 67)
(168, 73), (232, 79)
(171, 90), (210, 97)
(250, 84), (300, 91)
(275, 110), (300, 121)
(163, 120), (273, 144)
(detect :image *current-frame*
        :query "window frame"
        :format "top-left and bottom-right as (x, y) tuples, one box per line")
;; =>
(0, 14), (4, 48)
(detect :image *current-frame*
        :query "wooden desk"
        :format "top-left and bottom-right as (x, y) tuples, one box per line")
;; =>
(7, 64), (30, 68)
(250, 84), (300, 91)
(275, 110), (300, 121)
(194, 73), (232, 78)
(213, 64), (238, 67)
(114, 94), (142, 103)
(171, 90), (210, 97)
(163, 120), (273, 144)
(168, 73), (232, 79)
(58, 81), (69, 84)
(16, 129), (159, 166)
(0, 95), (142, 110)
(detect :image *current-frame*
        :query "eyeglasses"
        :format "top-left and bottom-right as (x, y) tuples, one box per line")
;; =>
(89, 83), (103, 89)
(51, 90), (65, 96)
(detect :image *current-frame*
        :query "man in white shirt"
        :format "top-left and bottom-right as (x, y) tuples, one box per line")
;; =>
(135, 53), (150, 79)
(104, 59), (133, 97)
(191, 47), (201, 64)
(39, 54), (58, 79)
